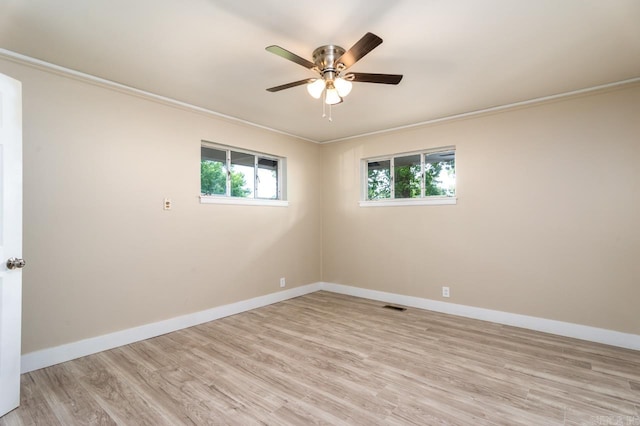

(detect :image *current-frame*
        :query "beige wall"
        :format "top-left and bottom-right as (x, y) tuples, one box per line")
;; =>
(321, 84), (640, 334)
(0, 58), (322, 353)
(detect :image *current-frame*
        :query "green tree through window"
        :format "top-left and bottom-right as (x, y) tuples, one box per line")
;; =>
(394, 164), (422, 198)
(200, 161), (251, 197)
(394, 154), (421, 198)
(368, 160), (391, 199)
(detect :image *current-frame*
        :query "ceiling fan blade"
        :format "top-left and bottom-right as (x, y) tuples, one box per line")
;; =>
(336, 32), (383, 69)
(348, 73), (403, 84)
(266, 78), (316, 92)
(266, 45), (316, 69)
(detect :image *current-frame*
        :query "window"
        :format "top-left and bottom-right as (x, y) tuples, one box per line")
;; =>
(200, 142), (286, 205)
(362, 147), (456, 206)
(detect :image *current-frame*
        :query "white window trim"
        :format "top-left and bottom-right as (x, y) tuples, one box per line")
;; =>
(359, 197), (456, 207)
(201, 141), (287, 204)
(361, 146), (456, 206)
(199, 195), (289, 207)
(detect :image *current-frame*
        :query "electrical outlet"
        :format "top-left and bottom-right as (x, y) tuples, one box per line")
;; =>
(163, 198), (172, 210)
(442, 286), (450, 298)
(279, 277), (286, 288)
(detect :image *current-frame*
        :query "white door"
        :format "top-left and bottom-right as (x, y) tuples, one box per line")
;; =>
(0, 72), (23, 417)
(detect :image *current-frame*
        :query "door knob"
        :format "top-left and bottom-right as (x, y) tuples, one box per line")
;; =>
(6, 258), (26, 270)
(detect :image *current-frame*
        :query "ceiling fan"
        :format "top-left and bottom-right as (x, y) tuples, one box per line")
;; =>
(265, 32), (403, 110)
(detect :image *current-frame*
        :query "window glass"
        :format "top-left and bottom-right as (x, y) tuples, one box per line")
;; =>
(200, 147), (227, 196)
(257, 158), (278, 199)
(230, 151), (254, 198)
(394, 154), (421, 199)
(368, 160), (391, 199)
(425, 151), (456, 196)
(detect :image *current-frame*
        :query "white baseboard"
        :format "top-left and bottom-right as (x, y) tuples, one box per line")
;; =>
(22, 281), (639, 373)
(319, 282), (640, 351)
(21, 282), (322, 373)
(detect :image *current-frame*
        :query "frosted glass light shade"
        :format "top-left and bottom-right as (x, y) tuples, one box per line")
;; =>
(307, 79), (325, 99)
(325, 88), (342, 105)
(334, 77), (352, 97)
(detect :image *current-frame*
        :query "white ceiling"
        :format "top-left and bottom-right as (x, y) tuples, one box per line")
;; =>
(1, 0), (639, 143)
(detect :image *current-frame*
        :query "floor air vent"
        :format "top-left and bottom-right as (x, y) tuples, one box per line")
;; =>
(383, 305), (407, 312)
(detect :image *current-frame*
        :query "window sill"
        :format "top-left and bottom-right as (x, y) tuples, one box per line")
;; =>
(200, 196), (289, 207)
(359, 197), (456, 207)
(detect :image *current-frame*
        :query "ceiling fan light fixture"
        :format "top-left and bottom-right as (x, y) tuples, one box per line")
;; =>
(325, 87), (342, 105)
(334, 77), (352, 97)
(307, 79), (325, 99)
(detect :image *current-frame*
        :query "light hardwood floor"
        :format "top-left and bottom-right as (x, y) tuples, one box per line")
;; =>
(1, 291), (639, 425)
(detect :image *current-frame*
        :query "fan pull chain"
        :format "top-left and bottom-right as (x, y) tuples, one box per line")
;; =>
(320, 92), (332, 122)
(322, 94), (326, 118)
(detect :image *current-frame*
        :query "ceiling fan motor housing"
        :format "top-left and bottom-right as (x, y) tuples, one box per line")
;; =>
(312, 45), (346, 81)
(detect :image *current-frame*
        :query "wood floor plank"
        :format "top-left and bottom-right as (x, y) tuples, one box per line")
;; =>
(376, 359), (563, 425)
(198, 340), (388, 424)
(28, 365), (115, 425)
(271, 398), (352, 426)
(96, 349), (198, 425)
(528, 385), (637, 417)
(387, 393), (496, 426)
(77, 365), (170, 425)
(504, 361), (639, 403)
(125, 339), (180, 372)
(3, 374), (62, 426)
(3, 291), (640, 425)
(61, 353), (108, 379)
